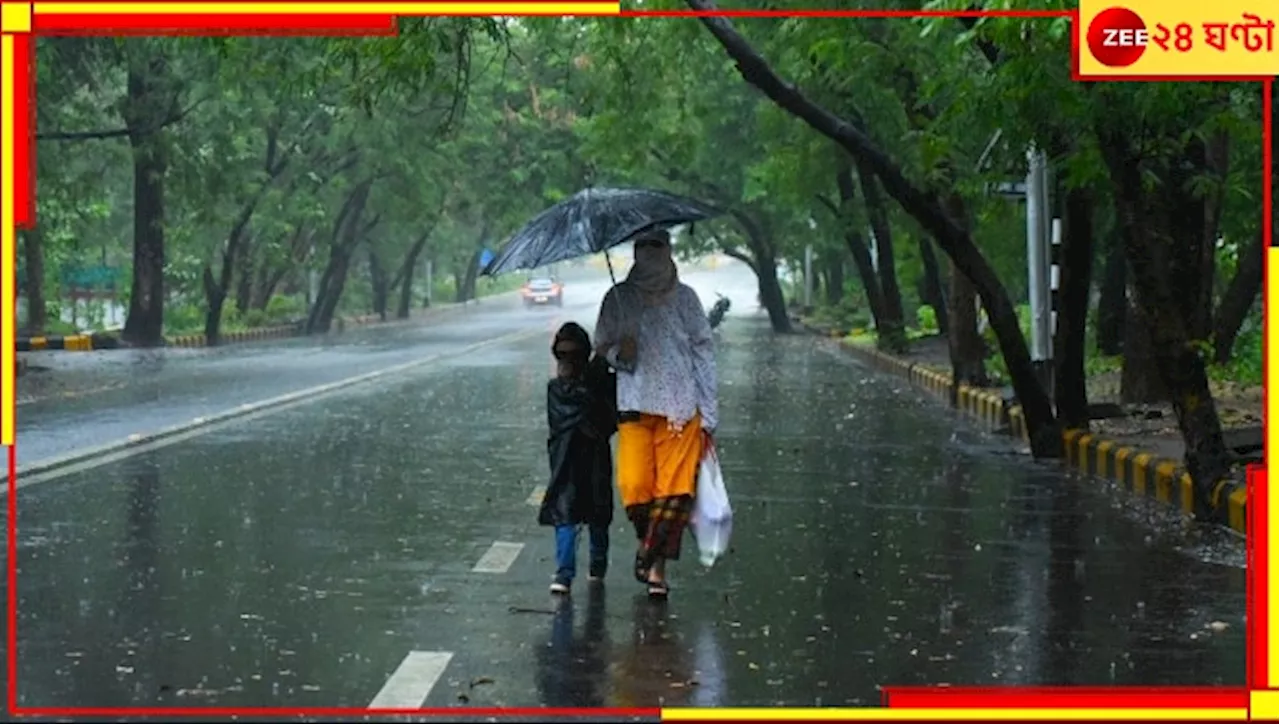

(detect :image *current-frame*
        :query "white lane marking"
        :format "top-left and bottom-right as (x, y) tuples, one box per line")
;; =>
(525, 486), (546, 506)
(367, 651), (453, 709)
(472, 541), (524, 573)
(11, 327), (545, 489)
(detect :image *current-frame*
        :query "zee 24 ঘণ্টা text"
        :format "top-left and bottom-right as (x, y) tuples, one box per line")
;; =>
(1100, 11), (1276, 54)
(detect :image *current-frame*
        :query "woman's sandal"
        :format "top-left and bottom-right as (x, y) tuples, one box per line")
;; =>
(647, 580), (670, 599)
(633, 553), (650, 584)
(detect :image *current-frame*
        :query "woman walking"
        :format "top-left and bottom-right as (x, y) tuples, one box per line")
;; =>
(594, 228), (718, 598)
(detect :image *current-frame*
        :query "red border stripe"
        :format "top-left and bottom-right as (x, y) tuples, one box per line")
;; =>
(12, 35), (33, 228)
(1249, 464), (1269, 688)
(33, 14), (400, 35)
(7, 445), (17, 714)
(17, 706), (661, 717)
(620, 8), (1068, 17)
(1256, 77), (1274, 691)
(883, 687), (1251, 709)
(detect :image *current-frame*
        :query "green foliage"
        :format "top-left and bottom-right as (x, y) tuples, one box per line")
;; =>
(1209, 312), (1264, 386)
(811, 298), (872, 333)
(915, 305), (938, 334)
(26, 12), (1264, 407)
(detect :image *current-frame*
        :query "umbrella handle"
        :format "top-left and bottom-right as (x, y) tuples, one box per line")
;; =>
(603, 249), (628, 332)
(601, 249), (638, 370)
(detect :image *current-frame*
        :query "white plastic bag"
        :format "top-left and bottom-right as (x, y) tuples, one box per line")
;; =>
(691, 444), (732, 567)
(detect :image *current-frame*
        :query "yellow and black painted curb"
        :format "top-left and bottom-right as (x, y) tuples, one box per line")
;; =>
(165, 324), (299, 348)
(1061, 429), (1249, 535)
(163, 311), (434, 348)
(19, 295), (499, 353)
(805, 321), (1247, 535)
(16, 333), (120, 352)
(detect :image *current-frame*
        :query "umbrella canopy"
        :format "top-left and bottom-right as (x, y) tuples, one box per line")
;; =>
(480, 187), (722, 277)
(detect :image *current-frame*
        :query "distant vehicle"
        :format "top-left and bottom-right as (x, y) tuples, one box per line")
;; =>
(522, 276), (563, 307)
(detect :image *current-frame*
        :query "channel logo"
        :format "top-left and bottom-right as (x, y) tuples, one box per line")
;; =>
(1086, 6), (1150, 67)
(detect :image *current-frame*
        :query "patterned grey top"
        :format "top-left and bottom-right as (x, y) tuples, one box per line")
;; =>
(594, 281), (718, 432)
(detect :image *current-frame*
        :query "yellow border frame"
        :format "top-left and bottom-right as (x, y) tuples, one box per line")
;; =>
(0, 3), (1276, 721)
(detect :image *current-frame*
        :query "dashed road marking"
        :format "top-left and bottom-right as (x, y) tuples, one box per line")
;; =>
(526, 485), (546, 506)
(472, 541), (524, 573)
(368, 651), (453, 709)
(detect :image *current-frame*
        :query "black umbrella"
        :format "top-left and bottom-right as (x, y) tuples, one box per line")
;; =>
(480, 186), (722, 281)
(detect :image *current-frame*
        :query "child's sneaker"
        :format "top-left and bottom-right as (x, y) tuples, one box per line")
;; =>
(549, 577), (571, 595)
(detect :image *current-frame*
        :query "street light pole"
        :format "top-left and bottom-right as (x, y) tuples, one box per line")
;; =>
(1025, 145), (1054, 395)
(803, 244), (814, 310)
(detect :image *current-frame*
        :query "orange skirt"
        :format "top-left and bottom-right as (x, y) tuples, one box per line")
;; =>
(616, 412), (702, 508)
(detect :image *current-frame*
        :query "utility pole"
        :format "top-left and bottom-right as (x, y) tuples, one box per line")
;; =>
(803, 245), (814, 310)
(1025, 145), (1054, 395)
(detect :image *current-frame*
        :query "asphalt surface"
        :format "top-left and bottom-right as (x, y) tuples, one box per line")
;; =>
(4, 262), (1246, 713)
(13, 267), (620, 467)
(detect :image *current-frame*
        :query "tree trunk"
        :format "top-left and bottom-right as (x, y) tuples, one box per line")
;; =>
(943, 192), (986, 389)
(250, 260), (273, 310)
(1099, 125), (1231, 505)
(1212, 230), (1264, 363)
(451, 266), (466, 303)
(19, 227), (46, 334)
(854, 157), (906, 351)
(685, 3), (1060, 457)
(733, 210), (792, 333)
(368, 248), (389, 321)
(422, 253), (438, 309)
(754, 254), (790, 332)
(254, 226), (314, 310)
(457, 250), (482, 303)
(1191, 130), (1230, 342)
(202, 270), (226, 346)
(395, 232), (431, 319)
(120, 59), (169, 349)
(947, 259), (987, 389)
(234, 244), (254, 314)
(1053, 186), (1096, 429)
(454, 223), (489, 304)
(305, 179), (373, 335)
(1120, 293), (1167, 403)
(917, 237), (949, 335)
(203, 187), (262, 345)
(834, 165), (886, 327)
(1096, 231), (1127, 355)
(821, 252), (844, 305)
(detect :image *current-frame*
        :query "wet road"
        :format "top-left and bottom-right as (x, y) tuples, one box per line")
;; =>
(15, 267), (625, 467)
(5, 264), (1246, 711)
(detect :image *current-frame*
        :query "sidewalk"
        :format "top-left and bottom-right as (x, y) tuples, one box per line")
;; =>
(798, 319), (1250, 535)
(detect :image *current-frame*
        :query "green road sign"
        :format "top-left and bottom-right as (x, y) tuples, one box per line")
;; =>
(61, 265), (120, 290)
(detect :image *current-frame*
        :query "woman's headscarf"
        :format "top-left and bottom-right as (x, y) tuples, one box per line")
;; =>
(624, 228), (678, 306)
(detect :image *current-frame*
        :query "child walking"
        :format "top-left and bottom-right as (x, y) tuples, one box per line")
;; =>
(541, 322), (618, 595)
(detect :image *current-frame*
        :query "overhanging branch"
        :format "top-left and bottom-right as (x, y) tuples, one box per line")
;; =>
(37, 93), (209, 142)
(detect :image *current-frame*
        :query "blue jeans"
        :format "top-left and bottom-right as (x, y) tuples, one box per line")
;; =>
(555, 524), (609, 583)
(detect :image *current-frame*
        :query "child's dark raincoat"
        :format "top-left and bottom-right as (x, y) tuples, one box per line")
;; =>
(539, 353), (617, 528)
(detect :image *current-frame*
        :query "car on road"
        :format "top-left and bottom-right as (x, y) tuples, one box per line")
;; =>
(522, 276), (563, 307)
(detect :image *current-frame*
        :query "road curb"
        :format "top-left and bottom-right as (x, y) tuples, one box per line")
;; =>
(11, 326), (544, 485)
(801, 320), (1247, 535)
(16, 291), (519, 353)
(16, 332), (120, 352)
(166, 324), (299, 348)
